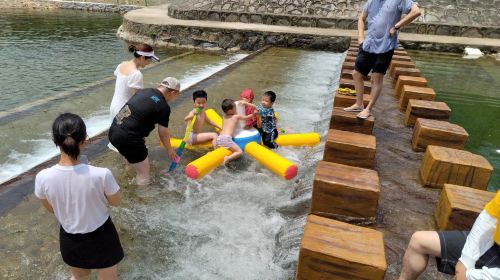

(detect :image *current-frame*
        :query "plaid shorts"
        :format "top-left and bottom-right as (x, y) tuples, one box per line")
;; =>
(215, 134), (235, 149)
(436, 231), (500, 275)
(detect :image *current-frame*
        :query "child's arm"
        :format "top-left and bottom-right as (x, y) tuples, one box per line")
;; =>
(239, 100), (257, 108)
(184, 109), (196, 122)
(205, 116), (222, 131)
(237, 112), (257, 120)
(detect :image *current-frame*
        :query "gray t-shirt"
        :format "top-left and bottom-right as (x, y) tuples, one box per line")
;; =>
(361, 0), (413, 54)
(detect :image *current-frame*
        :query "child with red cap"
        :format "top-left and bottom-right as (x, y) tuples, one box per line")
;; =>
(239, 89), (257, 129)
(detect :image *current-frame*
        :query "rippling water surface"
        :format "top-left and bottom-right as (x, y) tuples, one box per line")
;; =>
(409, 51), (500, 191)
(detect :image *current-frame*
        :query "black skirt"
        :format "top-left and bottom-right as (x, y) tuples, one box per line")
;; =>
(59, 217), (124, 269)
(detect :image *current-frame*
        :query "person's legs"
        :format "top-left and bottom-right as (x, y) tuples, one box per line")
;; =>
(192, 132), (218, 147)
(131, 157), (150, 186)
(357, 72), (384, 118)
(345, 47), (374, 112)
(224, 144), (243, 163)
(70, 267), (91, 280)
(97, 265), (118, 280)
(399, 231), (441, 280)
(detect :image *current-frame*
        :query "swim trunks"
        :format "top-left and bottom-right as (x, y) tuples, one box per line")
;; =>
(215, 134), (236, 149)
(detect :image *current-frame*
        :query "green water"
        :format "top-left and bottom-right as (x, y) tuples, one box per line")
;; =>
(409, 51), (500, 191)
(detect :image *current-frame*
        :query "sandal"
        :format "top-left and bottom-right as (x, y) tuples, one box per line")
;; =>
(343, 105), (364, 112)
(338, 87), (357, 96)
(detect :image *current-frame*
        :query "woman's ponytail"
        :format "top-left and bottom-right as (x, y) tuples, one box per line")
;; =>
(52, 113), (87, 160)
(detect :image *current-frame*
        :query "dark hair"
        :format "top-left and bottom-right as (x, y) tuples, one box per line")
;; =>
(264, 91), (276, 103)
(129, 43), (154, 59)
(221, 99), (235, 113)
(52, 113), (87, 160)
(193, 90), (208, 101)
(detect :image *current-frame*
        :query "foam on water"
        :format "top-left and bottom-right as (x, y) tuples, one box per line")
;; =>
(0, 54), (248, 185)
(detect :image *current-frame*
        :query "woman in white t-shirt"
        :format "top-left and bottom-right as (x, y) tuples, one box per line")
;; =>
(35, 113), (123, 280)
(108, 44), (160, 151)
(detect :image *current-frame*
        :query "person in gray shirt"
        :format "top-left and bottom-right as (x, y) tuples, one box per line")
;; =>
(344, 0), (421, 119)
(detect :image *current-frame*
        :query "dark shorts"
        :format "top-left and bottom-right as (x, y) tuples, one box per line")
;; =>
(436, 231), (500, 275)
(355, 43), (395, 77)
(109, 124), (148, 164)
(260, 128), (278, 149)
(60, 217), (124, 269)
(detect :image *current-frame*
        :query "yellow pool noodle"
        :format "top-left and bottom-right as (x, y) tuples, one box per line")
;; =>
(244, 142), (297, 180)
(275, 133), (320, 147)
(185, 147), (232, 179)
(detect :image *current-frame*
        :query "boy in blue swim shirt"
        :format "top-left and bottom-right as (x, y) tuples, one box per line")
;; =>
(257, 91), (279, 149)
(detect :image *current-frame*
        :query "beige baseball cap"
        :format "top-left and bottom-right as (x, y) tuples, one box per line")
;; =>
(160, 77), (180, 91)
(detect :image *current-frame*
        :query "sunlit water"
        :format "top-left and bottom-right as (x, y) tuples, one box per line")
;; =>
(409, 51), (500, 191)
(0, 47), (342, 279)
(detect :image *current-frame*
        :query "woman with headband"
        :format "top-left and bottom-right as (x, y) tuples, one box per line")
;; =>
(109, 43), (159, 151)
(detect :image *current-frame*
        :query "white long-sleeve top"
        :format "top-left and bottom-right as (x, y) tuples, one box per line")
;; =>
(458, 210), (500, 279)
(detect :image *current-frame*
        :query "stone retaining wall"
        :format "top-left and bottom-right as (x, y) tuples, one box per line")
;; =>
(0, 0), (141, 12)
(169, 0), (500, 39)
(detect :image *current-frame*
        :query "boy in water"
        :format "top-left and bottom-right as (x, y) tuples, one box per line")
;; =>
(238, 89), (257, 129)
(184, 90), (221, 147)
(216, 99), (256, 163)
(256, 91), (279, 149)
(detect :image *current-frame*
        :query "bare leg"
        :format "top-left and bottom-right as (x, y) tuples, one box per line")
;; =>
(223, 144), (243, 163)
(131, 157), (150, 186)
(344, 69), (366, 111)
(192, 132), (218, 148)
(358, 72), (384, 118)
(399, 231), (441, 280)
(70, 267), (91, 280)
(97, 265), (118, 280)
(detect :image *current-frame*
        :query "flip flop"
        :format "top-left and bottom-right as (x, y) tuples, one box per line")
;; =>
(338, 88), (357, 96)
(356, 112), (372, 119)
(343, 106), (364, 112)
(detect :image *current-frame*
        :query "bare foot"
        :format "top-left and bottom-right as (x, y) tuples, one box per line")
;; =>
(223, 156), (230, 165)
(343, 104), (364, 112)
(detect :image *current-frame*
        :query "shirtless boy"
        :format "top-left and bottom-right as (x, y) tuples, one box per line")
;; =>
(184, 90), (221, 147)
(216, 99), (255, 163)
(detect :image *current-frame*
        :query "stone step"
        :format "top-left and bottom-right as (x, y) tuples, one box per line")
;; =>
(323, 129), (377, 168)
(389, 60), (416, 77)
(399, 85), (436, 111)
(412, 118), (468, 152)
(333, 90), (371, 108)
(405, 100), (451, 127)
(341, 69), (371, 81)
(341, 61), (355, 71)
(393, 67), (421, 82)
(395, 76), (428, 98)
(435, 184), (495, 230)
(420, 145), (493, 189)
(392, 54), (412, 62)
(340, 78), (372, 95)
(330, 107), (375, 135)
(297, 215), (387, 280)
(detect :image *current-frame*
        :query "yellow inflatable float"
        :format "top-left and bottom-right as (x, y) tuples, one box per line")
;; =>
(170, 106), (320, 180)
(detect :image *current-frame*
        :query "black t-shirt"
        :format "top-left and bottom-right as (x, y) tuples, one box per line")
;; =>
(113, 88), (170, 138)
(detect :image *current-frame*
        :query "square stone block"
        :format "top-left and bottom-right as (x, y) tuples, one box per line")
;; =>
(393, 67), (421, 82)
(395, 76), (428, 97)
(330, 107), (375, 135)
(341, 61), (355, 71)
(339, 78), (372, 95)
(420, 145), (493, 189)
(412, 118), (468, 152)
(400, 85), (435, 111)
(341, 69), (370, 81)
(333, 90), (371, 108)
(389, 61), (416, 77)
(323, 129), (376, 168)
(297, 215), (386, 280)
(435, 184), (495, 230)
(392, 54), (412, 62)
(405, 100), (451, 127)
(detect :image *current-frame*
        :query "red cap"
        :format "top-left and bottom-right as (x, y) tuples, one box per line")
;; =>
(240, 89), (254, 100)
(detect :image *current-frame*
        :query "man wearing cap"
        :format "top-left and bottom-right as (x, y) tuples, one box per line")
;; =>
(109, 77), (181, 185)
(344, 0), (421, 119)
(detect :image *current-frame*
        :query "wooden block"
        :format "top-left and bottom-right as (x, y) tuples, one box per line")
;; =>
(395, 76), (428, 97)
(420, 145), (493, 189)
(345, 55), (356, 63)
(297, 215), (386, 280)
(348, 46), (358, 52)
(334, 90), (371, 108)
(341, 69), (370, 81)
(405, 100), (451, 127)
(340, 78), (372, 95)
(341, 61), (355, 71)
(393, 67), (421, 82)
(412, 118), (469, 151)
(435, 184), (495, 230)
(330, 107), (375, 135)
(389, 61), (416, 77)
(347, 51), (358, 57)
(324, 129), (376, 168)
(394, 50), (408, 56)
(399, 85), (435, 111)
(392, 54), (412, 62)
